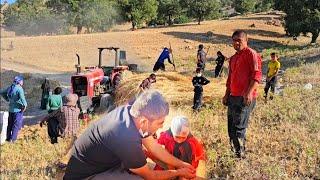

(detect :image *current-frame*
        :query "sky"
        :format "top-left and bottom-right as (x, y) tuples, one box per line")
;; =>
(1, 0), (16, 4)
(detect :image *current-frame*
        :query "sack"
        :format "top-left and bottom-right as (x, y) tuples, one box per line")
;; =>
(0, 111), (9, 145)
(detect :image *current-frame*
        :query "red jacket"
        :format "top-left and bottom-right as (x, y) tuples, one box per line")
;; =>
(154, 130), (205, 170)
(226, 47), (262, 98)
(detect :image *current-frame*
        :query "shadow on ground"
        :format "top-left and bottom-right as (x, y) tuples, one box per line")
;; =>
(163, 31), (288, 52)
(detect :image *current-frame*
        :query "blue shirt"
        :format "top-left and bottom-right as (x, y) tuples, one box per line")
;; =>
(0, 85), (27, 113)
(157, 48), (171, 64)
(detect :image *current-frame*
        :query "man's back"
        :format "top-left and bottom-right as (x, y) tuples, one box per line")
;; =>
(64, 105), (146, 179)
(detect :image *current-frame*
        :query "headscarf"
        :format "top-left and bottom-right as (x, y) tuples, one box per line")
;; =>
(7, 75), (23, 98)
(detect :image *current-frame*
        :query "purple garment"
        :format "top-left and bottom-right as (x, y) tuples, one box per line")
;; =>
(7, 112), (24, 142)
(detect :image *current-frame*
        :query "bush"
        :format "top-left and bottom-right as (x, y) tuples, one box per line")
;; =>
(173, 15), (191, 24)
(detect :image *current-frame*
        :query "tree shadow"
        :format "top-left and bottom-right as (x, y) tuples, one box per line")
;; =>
(241, 29), (285, 38)
(163, 31), (287, 52)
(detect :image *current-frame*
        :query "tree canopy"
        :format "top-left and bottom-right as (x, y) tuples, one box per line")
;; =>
(275, 0), (320, 43)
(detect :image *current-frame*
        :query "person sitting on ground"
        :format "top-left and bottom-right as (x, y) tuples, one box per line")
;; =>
(264, 52), (281, 100)
(64, 90), (195, 180)
(214, 51), (226, 78)
(192, 67), (210, 110)
(46, 87), (62, 113)
(153, 47), (175, 72)
(146, 116), (206, 179)
(139, 73), (157, 91)
(197, 44), (207, 71)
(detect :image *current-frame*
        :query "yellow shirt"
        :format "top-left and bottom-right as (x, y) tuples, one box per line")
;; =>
(267, 60), (280, 77)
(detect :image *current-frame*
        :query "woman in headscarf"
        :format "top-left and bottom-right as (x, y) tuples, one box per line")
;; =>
(41, 78), (51, 110)
(0, 75), (27, 142)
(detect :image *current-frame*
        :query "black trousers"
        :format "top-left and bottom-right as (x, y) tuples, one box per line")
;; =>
(197, 62), (205, 71)
(153, 62), (165, 72)
(264, 76), (277, 95)
(227, 96), (256, 153)
(214, 65), (223, 77)
(193, 89), (203, 110)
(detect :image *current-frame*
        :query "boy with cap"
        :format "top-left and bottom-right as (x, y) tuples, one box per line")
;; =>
(0, 75), (27, 142)
(192, 68), (210, 110)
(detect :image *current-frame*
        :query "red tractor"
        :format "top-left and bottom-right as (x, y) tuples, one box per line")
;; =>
(71, 47), (136, 114)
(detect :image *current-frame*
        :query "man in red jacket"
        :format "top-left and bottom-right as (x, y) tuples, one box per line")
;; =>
(222, 30), (262, 158)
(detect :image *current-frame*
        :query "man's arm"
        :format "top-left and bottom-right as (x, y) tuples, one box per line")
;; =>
(223, 60), (232, 105)
(19, 88), (27, 111)
(142, 136), (195, 171)
(130, 163), (195, 180)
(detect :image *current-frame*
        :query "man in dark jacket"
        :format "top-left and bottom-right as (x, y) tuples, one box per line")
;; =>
(197, 44), (207, 71)
(192, 68), (210, 110)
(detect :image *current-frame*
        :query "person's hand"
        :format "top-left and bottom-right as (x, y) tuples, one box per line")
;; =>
(21, 106), (26, 112)
(177, 167), (196, 179)
(222, 95), (229, 106)
(178, 162), (195, 172)
(243, 93), (253, 106)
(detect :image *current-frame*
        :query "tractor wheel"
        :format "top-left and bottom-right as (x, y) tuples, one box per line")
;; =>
(128, 64), (138, 72)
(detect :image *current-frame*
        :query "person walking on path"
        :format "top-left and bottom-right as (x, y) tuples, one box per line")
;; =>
(192, 67), (210, 111)
(264, 52), (281, 100)
(0, 75), (27, 142)
(222, 30), (262, 158)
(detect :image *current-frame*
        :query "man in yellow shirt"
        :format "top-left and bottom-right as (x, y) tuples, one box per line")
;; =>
(264, 52), (281, 100)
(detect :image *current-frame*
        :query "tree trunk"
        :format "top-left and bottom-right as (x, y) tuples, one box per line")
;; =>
(131, 21), (136, 31)
(77, 25), (82, 34)
(168, 15), (173, 26)
(311, 31), (319, 43)
(198, 16), (201, 25)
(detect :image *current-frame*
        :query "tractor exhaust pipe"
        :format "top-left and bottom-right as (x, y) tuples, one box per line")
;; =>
(115, 48), (119, 67)
(98, 48), (103, 68)
(76, 54), (81, 74)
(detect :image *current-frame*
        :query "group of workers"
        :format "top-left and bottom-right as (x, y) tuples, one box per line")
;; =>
(0, 29), (282, 180)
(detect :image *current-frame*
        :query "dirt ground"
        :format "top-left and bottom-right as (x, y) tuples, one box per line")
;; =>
(1, 12), (318, 74)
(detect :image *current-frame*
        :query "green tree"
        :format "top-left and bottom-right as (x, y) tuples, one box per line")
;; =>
(157, 0), (182, 26)
(118, 0), (158, 30)
(255, 0), (274, 12)
(3, 0), (66, 35)
(275, 0), (320, 43)
(182, 0), (221, 25)
(233, 0), (257, 14)
(47, 0), (119, 33)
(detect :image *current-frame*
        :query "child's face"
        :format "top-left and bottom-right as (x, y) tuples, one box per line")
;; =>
(173, 126), (190, 143)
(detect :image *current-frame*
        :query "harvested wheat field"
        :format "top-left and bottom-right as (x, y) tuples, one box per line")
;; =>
(1, 12), (320, 179)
